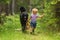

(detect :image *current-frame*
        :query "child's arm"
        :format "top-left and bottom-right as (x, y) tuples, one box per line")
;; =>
(28, 16), (31, 21)
(38, 14), (45, 18)
(27, 16), (31, 22)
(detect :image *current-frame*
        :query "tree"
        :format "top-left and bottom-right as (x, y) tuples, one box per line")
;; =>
(11, 0), (15, 15)
(55, 1), (60, 31)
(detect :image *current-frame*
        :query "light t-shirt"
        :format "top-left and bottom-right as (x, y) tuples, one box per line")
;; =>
(30, 13), (39, 22)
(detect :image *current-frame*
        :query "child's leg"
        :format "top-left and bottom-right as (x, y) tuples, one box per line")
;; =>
(32, 28), (35, 32)
(32, 22), (36, 33)
(30, 22), (33, 33)
(30, 21), (36, 34)
(30, 27), (35, 34)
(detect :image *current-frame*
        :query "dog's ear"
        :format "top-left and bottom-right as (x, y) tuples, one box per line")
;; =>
(20, 7), (26, 12)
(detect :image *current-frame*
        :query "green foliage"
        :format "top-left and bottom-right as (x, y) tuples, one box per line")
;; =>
(0, 14), (20, 32)
(0, 13), (6, 25)
(0, 0), (11, 4)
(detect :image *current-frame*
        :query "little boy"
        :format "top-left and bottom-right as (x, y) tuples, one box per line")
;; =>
(30, 8), (44, 34)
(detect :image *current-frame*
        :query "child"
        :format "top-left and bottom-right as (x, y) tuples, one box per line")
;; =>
(30, 8), (44, 34)
(20, 7), (28, 33)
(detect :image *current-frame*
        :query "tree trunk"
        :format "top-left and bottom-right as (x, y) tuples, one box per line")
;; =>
(5, 4), (9, 16)
(0, 3), (4, 24)
(0, 4), (2, 24)
(29, 0), (32, 12)
(55, 1), (60, 31)
(11, 0), (15, 15)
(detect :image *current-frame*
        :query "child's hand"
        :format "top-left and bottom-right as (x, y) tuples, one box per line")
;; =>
(39, 14), (45, 18)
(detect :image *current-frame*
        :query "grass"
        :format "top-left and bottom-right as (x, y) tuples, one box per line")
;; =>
(0, 14), (60, 40)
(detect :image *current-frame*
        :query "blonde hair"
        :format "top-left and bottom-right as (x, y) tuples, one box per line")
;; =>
(32, 8), (38, 12)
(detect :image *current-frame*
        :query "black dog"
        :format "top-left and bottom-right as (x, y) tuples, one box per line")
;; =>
(20, 7), (28, 32)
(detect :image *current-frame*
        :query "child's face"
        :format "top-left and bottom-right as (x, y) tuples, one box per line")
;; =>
(32, 8), (38, 15)
(33, 11), (37, 14)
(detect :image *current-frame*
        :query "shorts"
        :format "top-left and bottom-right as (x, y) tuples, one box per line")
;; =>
(30, 21), (36, 28)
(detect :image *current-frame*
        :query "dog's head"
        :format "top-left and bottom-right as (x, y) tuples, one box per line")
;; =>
(20, 7), (26, 12)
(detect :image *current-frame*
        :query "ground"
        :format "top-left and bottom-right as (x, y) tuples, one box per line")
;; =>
(0, 14), (60, 40)
(0, 30), (60, 40)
